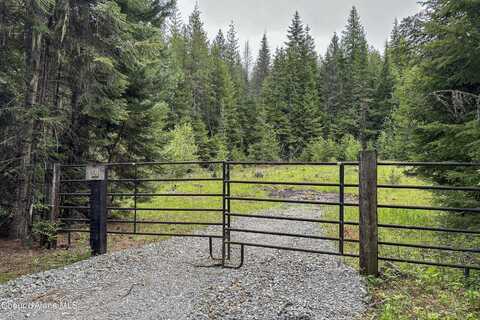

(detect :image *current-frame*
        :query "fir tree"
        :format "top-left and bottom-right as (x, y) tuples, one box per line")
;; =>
(263, 48), (292, 158)
(369, 44), (396, 142)
(243, 41), (253, 83)
(285, 13), (321, 157)
(247, 105), (280, 160)
(341, 6), (371, 145)
(252, 33), (271, 96)
(319, 33), (345, 139)
(184, 4), (214, 157)
(212, 29), (227, 59)
(225, 21), (242, 74)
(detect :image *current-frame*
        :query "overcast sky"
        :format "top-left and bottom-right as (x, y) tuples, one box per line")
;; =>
(176, 0), (422, 59)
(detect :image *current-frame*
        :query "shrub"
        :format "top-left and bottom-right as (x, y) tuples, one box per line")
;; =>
(209, 135), (229, 161)
(247, 127), (280, 161)
(230, 148), (247, 161)
(0, 206), (12, 237)
(340, 134), (361, 161)
(32, 220), (59, 246)
(302, 137), (341, 162)
(162, 123), (199, 177)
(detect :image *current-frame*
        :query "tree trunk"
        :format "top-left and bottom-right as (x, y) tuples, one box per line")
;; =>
(11, 2), (43, 242)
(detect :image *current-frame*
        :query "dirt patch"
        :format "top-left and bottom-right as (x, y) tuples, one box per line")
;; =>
(0, 229), (153, 284)
(0, 238), (75, 282)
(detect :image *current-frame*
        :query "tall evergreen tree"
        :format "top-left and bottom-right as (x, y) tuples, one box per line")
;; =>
(284, 13), (321, 157)
(243, 41), (253, 83)
(341, 6), (371, 146)
(210, 30), (241, 155)
(369, 44), (396, 142)
(213, 29), (227, 59)
(182, 4), (214, 158)
(225, 21), (242, 75)
(389, 18), (410, 72)
(319, 33), (345, 139)
(224, 21), (251, 156)
(252, 33), (271, 96)
(263, 48), (292, 158)
(386, 0), (480, 211)
(262, 12), (321, 159)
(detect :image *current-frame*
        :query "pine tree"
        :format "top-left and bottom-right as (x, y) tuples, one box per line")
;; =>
(319, 33), (345, 139)
(263, 48), (292, 158)
(388, 18), (411, 73)
(165, 8), (193, 129)
(261, 13), (322, 159)
(369, 44), (396, 142)
(396, 0), (480, 168)
(225, 21), (242, 75)
(252, 33), (271, 96)
(243, 40), (253, 83)
(285, 13), (321, 157)
(2, 0), (178, 240)
(286, 11), (305, 49)
(212, 29), (227, 59)
(248, 105), (280, 160)
(224, 21), (250, 154)
(341, 6), (371, 145)
(210, 33), (242, 154)
(183, 4), (215, 158)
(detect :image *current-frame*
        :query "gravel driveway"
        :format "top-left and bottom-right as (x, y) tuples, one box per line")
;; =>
(0, 207), (367, 320)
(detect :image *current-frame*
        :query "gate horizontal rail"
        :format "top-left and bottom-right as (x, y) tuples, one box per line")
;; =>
(226, 241), (360, 258)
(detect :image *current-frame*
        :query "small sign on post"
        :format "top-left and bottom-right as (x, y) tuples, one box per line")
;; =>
(86, 164), (108, 255)
(86, 164), (106, 181)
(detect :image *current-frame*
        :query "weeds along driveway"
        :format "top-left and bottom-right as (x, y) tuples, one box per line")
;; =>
(0, 207), (367, 320)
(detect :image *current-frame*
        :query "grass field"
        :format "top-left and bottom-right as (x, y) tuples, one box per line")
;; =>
(2, 163), (479, 319)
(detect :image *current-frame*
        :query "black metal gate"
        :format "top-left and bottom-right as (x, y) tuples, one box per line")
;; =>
(223, 160), (360, 269)
(54, 155), (480, 276)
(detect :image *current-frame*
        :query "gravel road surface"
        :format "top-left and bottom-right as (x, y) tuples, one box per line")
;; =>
(0, 207), (367, 320)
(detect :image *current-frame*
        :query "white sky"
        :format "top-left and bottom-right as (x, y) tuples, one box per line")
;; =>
(176, 0), (422, 59)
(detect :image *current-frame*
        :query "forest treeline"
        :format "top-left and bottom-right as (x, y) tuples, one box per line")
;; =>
(0, 0), (479, 241)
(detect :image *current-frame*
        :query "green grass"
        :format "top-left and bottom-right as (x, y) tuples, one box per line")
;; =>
(109, 167), (282, 237)
(29, 249), (91, 273)
(0, 272), (18, 284)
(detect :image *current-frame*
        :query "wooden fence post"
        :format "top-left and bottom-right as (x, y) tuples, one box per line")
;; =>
(49, 163), (61, 249)
(359, 151), (379, 276)
(86, 164), (108, 255)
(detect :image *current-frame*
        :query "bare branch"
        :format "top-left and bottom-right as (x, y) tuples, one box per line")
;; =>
(431, 90), (480, 121)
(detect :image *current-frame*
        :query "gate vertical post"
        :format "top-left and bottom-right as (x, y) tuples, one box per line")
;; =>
(359, 151), (379, 276)
(50, 163), (61, 249)
(339, 162), (345, 255)
(226, 162), (231, 260)
(222, 161), (227, 266)
(133, 163), (138, 234)
(86, 164), (108, 256)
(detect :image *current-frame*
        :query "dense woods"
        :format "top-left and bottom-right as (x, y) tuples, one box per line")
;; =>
(0, 0), (479, 242)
